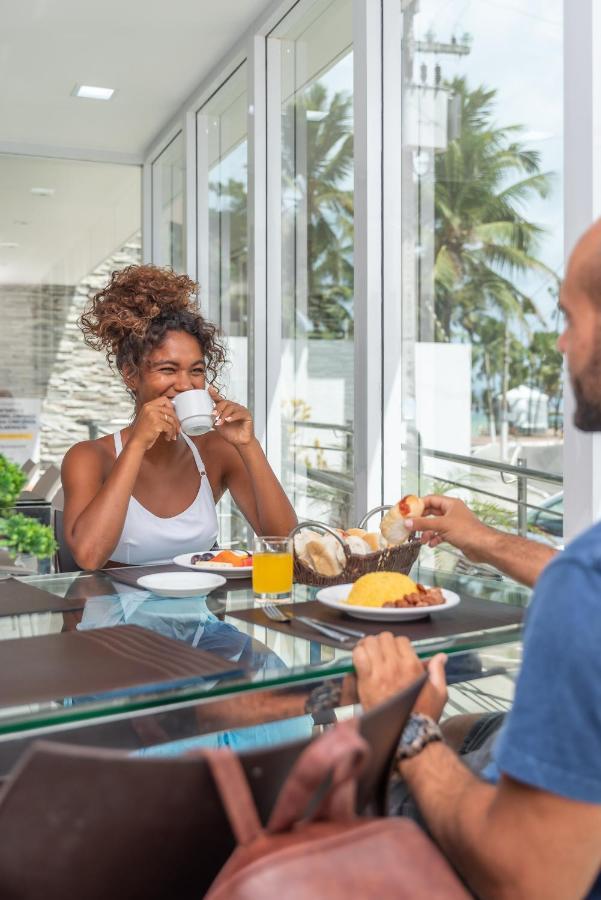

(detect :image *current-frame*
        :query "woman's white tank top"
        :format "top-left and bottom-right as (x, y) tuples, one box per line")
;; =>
(110, 431), (219, 566)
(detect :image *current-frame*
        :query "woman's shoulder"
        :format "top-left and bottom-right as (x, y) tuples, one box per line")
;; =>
(62, 434), (116, 476)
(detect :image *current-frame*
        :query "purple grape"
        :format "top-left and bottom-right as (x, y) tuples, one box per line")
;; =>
(191, 552), (214, 565)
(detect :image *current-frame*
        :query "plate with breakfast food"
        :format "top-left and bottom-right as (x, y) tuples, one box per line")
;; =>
(316, 572), (459, 621)
(173, 549), (253, 578)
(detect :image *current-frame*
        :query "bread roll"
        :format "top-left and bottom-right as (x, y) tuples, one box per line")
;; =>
(294, 529), (322, 567)
(305, 533), (345, 576)
(380, 495), (425, 545)
(335, 528), (376, 556)
(362, 532), (381, 552)
(344, 534), (371, 555)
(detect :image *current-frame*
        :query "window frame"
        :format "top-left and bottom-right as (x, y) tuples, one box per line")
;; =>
(142, 0), (593, 541)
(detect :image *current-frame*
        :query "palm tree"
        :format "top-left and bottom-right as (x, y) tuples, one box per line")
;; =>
(434, 77), (555, 343)
(291, 82), (354, 338)
(208, 173), (248, 335)
(432, 77), (558, 452)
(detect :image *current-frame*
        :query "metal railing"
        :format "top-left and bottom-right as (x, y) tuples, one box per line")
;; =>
(285, 418), (563, 538)
(419, 446), (563, 537)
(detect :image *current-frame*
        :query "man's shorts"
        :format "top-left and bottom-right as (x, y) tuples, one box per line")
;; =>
(459, 711), (505, 774)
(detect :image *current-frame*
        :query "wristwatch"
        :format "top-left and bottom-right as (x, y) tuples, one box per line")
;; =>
(305, 680), (343, 726)
(395, 713), (443, 761)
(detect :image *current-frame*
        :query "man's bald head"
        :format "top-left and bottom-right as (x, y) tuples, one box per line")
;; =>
(560, 219), (601, 431)
(570, 219), (601, 308)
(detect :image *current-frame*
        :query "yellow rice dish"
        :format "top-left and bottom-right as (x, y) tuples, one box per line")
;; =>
(347, 572), (418, 607)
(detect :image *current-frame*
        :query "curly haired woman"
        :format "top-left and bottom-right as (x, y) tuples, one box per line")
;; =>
(61, 265), (296, 569)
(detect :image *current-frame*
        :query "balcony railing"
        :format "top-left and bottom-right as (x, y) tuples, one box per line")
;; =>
(286, 419), (563, 537)
(419, 446), (563, 537)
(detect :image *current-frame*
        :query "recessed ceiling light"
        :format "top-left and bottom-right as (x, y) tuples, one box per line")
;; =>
(0, 242), (19, 249)
(72, 84), (115, 100)
(30, 187), (55, 197)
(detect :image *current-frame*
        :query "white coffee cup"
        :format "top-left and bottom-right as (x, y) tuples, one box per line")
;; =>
(172, 389), (214, 436)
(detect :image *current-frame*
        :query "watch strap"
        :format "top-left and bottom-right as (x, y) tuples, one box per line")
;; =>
(396, 712), (443, 761)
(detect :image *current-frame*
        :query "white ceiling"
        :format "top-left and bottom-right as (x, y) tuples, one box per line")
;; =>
(0, 0), (272, 286)
(0, 0), (271, 157)
(0, 155), (140, 285)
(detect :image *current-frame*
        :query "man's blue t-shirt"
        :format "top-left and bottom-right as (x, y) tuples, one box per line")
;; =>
(490, 520), (601, 897)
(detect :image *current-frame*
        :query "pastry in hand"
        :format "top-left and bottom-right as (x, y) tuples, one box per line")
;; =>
(380, 495), (425, 545)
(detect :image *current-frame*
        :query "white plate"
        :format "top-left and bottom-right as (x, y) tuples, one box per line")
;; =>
(137, 572), (226, 598)
(137, 598), (209, 619)
(173, 551), (253, 579)
(315, 584), (460, 621)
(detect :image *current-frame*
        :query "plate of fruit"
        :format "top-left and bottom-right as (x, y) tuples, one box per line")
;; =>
(173, 549), (253, 579)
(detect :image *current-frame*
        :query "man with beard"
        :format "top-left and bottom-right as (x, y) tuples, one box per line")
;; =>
(352, 222), (601, 898)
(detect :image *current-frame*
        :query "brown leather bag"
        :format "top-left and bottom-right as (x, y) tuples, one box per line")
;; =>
(204, 720), (470, 899)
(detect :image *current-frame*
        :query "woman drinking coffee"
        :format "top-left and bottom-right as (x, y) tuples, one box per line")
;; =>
(61, 265), (296, 568)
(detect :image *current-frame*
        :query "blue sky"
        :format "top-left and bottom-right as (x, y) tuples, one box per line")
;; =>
(413, 0), (563, 328)
(322, 0), (563, 330)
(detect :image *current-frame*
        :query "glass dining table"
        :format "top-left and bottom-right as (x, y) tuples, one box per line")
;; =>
(0, 564), (529, 775)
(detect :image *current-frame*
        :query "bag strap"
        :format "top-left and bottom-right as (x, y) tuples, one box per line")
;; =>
(203, 748), (263, 846)
(268, 720), (369, 833)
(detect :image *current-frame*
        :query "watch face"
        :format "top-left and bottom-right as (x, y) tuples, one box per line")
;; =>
(398, 713), (443, 759)
(403, 717), (422, 745)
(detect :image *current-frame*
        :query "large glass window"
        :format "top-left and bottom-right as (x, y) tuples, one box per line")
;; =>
(0, 154), (141, 469)
(271, 0), (354, 527)
(397, 0), (564, 566)
(152, 132), (185, 272)
(197, 64), (249, 546)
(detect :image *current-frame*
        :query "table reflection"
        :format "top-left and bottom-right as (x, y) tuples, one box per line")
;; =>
(61, 574), (313, 754)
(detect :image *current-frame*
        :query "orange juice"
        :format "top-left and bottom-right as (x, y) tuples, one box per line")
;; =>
(252, 552), (293, 595)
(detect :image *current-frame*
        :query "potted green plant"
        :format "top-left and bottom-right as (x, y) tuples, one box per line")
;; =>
(0, 454), (57, 571)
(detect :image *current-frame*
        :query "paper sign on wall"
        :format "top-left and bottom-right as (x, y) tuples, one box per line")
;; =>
(0, 398), (41, 465)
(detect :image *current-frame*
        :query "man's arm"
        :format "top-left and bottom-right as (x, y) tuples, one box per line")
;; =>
(406, 495), (557, 587)
(401, 743), (601, 900)
(353, 634), (601, 900)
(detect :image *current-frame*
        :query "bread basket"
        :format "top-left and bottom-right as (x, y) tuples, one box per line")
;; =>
(289, 505), (421, 588)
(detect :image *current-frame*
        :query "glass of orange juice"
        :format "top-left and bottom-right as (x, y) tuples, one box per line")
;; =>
(252, 536), (293, 602)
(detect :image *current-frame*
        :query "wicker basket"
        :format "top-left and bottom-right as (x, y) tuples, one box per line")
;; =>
(290, 506), (421, 588)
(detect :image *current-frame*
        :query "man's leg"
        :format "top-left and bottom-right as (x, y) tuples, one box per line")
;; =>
(441, 714), (483, 752)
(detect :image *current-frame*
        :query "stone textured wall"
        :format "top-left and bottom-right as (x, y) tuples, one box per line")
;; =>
(0, 284), (74, 399)
(0, 232), (141, 469)
(40, 233), (142, 467)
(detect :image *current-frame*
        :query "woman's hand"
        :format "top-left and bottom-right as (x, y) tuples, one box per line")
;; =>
(129, 396), (180, 451)
(352, 633), (448, 721)
(208, 385), (254, 446)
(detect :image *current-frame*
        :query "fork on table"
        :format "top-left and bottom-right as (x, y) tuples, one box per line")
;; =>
(262, 603), (365, 643)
